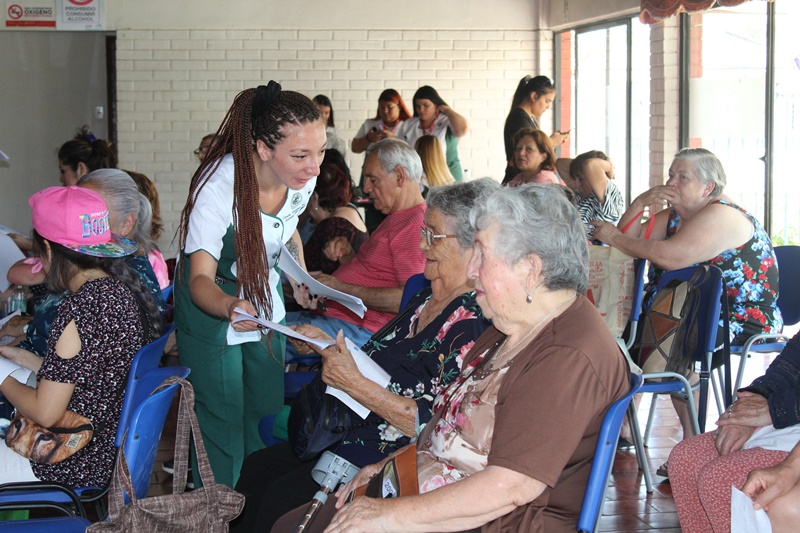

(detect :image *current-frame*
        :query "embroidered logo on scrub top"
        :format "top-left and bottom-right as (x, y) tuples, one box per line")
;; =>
(291, 192), (303, 210)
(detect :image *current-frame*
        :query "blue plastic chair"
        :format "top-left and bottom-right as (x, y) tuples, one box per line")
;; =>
(0, 366), (189, 518)
(725, 245), (800, 393)
(0, 516), (91, 532)
(578, 373), (644, 533)
(116, 323), (177, 448)
(119, 370), (188, 503)
(623, 259), (647, 351)
(399, 273), (429, 312)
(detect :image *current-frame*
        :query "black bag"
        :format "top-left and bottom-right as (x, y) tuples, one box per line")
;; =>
(287, 373), (355, 462)
(634, 266), (706, 379)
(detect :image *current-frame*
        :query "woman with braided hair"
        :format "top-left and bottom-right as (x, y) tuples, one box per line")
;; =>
(175, 81), (326, 487)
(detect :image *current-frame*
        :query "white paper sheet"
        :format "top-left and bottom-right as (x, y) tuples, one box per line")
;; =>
(0, 149), (8, 162)
(0, 233), (26, 293)
(0, 357), (35, 387)
(276, 241), (367, 318)
(0, 224), (25, 236)
(232, 308), (391, 418)
(731, 486), (772, 533)
(325, 338), (391, 419)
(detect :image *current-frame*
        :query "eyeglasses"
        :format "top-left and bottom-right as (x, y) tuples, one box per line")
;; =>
(420, 226), (457, 247)
(193, 145), (211, 156)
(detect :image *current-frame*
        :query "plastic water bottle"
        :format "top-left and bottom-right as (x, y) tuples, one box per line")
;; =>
(10, 285), (27, 314)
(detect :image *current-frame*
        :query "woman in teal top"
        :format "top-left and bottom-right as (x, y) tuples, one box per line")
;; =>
(175, 82), (325, 487)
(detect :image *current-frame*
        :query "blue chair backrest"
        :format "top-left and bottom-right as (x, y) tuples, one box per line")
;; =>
(657, 265), (724, 359)
(161, 284), (174, 303)
(578, 373), (644, 533)
(115, 323), (177, 447)
(774, 246), (800, 326)
(399, 273), (429, 312)
(629, 259), (647, 323)
(121, 367), (189, 502)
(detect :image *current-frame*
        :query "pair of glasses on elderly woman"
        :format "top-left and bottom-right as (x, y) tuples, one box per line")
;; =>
(420, 226), (456, 246)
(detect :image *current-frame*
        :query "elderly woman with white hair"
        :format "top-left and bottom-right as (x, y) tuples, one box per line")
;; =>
(272, 184), (629, 532)
(1, 169), (165, 358)
(592, 147), (782, 475)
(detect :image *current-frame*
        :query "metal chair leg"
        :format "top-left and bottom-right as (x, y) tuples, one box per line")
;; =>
(628, 402), (653, 493)
(643, 394), (659, 447)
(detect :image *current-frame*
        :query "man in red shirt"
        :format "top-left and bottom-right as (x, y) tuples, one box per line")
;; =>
(287, 138), (427, 349)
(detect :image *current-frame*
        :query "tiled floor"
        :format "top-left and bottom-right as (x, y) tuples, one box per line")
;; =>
(148, 349), (784, 532)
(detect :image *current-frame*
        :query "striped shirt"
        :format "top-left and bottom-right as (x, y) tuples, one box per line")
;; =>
(575, 180), (624, 241)
(324, 202), (427, 333)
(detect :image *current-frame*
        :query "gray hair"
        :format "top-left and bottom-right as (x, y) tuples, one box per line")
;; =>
(365, 138), (423, 183)
(673, 147), (726, 197)
(78, 168), (154, 253)
(426, 178), (501, 249)
(470, 184), (589, 292)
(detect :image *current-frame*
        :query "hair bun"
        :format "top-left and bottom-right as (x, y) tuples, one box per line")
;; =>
(253, 81), (282, 115)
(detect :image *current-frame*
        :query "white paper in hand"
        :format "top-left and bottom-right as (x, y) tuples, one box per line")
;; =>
(231, 307), (336, 349)
(276, 241), (367, 318)
(0, 357), (34, 388)
(731, 486), (772, 533)
(325, 338), (391, 420)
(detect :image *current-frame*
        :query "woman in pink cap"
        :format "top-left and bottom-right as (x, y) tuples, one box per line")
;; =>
(0, 186), (161, 486)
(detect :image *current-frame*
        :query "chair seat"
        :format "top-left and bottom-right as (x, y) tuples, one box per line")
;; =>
(640, 379), (692, 394)
(730, 341), (786, 354)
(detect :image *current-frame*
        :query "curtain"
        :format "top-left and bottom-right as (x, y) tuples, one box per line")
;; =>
(640, 0), (751, 24)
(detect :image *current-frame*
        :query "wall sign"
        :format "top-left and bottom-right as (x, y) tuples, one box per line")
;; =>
(5, 1), (57, 27)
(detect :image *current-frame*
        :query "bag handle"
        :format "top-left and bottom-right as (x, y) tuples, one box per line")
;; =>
(620, 210), (655, 240)
(105, 376), (220, 520)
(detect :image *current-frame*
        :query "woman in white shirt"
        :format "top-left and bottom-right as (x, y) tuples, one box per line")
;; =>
(399, 85), (469, 181)
(174, 81), (325, 487)
(351, 89), (412, 155)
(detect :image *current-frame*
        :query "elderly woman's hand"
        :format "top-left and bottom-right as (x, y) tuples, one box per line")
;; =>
(716, 392), (772, 428)
(319, 331), (365, 392)
(289, 324), (333, 356)
(633, 185), (677, 211)
(333, 460), (386, 508)
(591, 220), (621, 245)
(324, 496), (394, 533)
(742, 457), (800, 512)
(714, 424), (756, 456)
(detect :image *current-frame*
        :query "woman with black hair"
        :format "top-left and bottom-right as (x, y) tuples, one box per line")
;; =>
(399, 85), (468, 181)
(57, 125), (117, 186)
(312, 94), (347, 156)
(502, 75), (569, 184)
(175, 82), (325, 487)
(0, 186), (160, 486)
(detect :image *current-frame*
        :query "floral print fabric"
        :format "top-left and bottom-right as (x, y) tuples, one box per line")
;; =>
(650, 200), (782, 342)
(417, 346), (497, 493)
(341, 288), (489, 455)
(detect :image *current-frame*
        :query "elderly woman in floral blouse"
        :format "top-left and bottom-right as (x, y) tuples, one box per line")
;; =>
(231, 179), (496, 532)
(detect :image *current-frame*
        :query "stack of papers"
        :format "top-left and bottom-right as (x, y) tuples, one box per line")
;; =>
(231, 308), (391, 419)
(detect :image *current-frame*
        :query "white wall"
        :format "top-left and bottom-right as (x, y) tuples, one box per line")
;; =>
(101, 0), (557, 256)
(0, 31), (109, 237)
(548, 0), (639, 29)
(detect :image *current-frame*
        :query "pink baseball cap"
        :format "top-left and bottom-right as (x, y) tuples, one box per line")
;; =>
(29, 186), (137, 258)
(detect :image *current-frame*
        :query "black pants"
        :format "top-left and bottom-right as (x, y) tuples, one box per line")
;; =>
(231, 441), (319, 532)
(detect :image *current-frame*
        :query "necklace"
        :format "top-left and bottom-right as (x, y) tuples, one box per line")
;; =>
(471, 292), (576, 380)
(419, 115), (437, 135)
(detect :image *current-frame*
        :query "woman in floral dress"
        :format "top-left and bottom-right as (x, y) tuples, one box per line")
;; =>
(231, 179), (496, 532)
(592, 147), (782, 475)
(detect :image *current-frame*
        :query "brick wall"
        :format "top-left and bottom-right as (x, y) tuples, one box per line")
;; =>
(115, 29), (553, 256)
(648, 17), (680, 189)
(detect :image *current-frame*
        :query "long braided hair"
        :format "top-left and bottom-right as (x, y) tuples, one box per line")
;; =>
(178, 82), (320, 320)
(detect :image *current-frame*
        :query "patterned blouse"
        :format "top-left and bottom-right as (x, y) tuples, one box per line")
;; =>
(650, 199), (782, 343)
(342, 288), (490, 455)
(575, 180), (624, 242)
(18, 255), (165, 357)
(32, 277), (148, 487)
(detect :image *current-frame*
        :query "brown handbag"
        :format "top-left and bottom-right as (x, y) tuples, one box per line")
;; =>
(351, 444), (419, 500)
(88, 377), (244, 533)
(5, 410), (93, 464)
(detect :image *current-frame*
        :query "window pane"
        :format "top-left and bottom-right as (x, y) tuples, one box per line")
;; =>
(772, 0), (800, 245)
(575, 25), (630, 201)
(687, 3), (768, 222)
